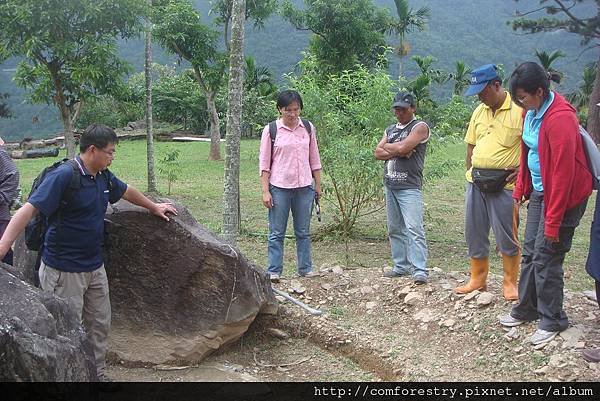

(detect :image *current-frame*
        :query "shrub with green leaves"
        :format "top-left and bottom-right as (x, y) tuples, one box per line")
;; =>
(128, 65), (208, 133)
(77, 94), (143, 129)
(157, 148), (182, 195)
(289, 54), (395, 235)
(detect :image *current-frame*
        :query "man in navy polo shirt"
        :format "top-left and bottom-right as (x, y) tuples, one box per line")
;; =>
(0, 124), (177, 382)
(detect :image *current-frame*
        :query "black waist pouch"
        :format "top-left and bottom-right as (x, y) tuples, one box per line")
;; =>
(472, 168), (512, 192)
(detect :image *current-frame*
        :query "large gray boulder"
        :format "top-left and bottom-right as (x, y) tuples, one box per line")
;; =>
(104, 199), (277, 364)
(0, 265), (96, 381)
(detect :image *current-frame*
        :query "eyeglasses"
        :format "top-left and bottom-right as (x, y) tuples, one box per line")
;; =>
(97, 147), (116, 157)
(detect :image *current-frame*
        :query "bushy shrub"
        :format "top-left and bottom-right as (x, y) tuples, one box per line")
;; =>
(129, 65), (208, 133)
(76, 95), (143, 129)
(289, 54), (395, 235)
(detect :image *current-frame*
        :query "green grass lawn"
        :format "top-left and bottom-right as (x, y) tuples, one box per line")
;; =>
(13, 138), (596, 291)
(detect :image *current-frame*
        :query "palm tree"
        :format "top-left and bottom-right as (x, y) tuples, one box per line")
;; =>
(390, 0), (430, 78)
(534, 49), (565, 78)
(412, 55), (450, 85)
(568, 63), (596, 110)
(452, 60), (471, 96)
(244, 56), (276, 97)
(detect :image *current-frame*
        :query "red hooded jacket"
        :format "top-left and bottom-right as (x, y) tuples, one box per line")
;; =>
(513, 92), (592, 238)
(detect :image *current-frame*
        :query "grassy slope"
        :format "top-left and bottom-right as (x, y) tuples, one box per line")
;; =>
(14, 139), (595, 291)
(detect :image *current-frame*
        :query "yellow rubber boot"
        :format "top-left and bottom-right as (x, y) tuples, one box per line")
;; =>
(502, 253), (520, 301)
(455, 257), (489, 294)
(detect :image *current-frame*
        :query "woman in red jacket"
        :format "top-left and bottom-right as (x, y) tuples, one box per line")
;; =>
(499, 62), (592, 345)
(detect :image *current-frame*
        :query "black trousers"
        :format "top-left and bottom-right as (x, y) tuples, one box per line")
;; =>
(511, 191), (587, 332)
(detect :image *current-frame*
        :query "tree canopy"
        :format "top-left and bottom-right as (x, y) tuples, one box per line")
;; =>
(281, 0), (393, 73)
(153, 0), (227, 160)
(510, 0), (600, 139)
(209, 0), (277, 50)
(0, 0), (146, 156)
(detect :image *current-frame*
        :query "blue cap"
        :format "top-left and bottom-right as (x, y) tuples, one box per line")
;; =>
(464, 64), (499, 96)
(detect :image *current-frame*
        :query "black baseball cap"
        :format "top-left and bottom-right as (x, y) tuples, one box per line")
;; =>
(392, 91), (416, 108)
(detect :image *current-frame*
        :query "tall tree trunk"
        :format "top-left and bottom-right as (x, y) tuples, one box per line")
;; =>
(222, 0), (246, 243)
(587, 54), (600, 144)
(70, 101), (83, 127)
(49, 68), (75, 158)
(145, 21), (157, 193)
(206, 90), (222, 161)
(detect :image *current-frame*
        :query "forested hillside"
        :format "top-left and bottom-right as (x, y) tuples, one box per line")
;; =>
(0, 0), (595, 140)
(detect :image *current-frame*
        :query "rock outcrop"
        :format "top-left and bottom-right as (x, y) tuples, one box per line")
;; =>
(103, 199), (277, 365)
(0, 265), (96, 381)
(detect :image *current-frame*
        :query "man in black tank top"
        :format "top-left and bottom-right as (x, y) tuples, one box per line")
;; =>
(374, 92), (430, 284)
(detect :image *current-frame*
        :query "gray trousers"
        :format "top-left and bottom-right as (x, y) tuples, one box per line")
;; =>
(39, 262), (111, 376)
(511, 191), (587, 331)
(465, 183), (520, 258)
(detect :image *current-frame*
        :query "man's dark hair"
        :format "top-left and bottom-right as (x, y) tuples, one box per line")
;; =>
(276, 90), (303, 110)
(509, 62), (561, 102)
(80, 124), (118, 153)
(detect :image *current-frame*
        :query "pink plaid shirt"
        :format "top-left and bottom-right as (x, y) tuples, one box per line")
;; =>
(259, 119), (322, 189)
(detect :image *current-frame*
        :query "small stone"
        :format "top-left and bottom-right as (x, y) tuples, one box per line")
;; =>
(331, 266), (344, 275)
(504, 327), (520, 341)
(441, 319), (456, 328)
(559, 326), (583, 349)
(266, 328), (289, 339)
(534, 366), (549, 374)
(290, 280), (306, 294)
(575, 341), (585, 349)
(533, 342), (548, 350)
(399, 285), (412, 296)
(365, 301), (377, 310)
(321, 283), (333, 291)
(413, 308), (436, 323)
(440, 282), (453, 290)
(404, 292), (423, 305)
(432, 267), (443, 274)
(549, 354), (568, 369)
(464, 290), (480, 301)
(476, 292), (494, 306)
(360, 286), (373, 295)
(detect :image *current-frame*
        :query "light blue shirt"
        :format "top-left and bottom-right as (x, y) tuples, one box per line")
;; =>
(522, 91), (555, 192)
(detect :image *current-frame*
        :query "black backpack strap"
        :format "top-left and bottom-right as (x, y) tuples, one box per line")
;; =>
(61, 159), (82, 206)
(269, 121), (278, 171)
(301, 118), (312, 134)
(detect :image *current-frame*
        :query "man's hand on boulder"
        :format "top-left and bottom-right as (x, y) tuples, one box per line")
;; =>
(152, 203), (178, 221)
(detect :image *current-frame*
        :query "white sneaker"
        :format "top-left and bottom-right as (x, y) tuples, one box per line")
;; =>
(530, 329), (559, 345)
(299, 271), (320, 278)
(269, 273), (280, 283)
(499, 314), (526, 327)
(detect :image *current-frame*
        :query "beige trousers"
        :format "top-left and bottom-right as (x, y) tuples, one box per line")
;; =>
(39, 261), (111, 375)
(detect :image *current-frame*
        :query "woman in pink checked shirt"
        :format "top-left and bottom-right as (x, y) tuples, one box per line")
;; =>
(258, 90), (322, 283)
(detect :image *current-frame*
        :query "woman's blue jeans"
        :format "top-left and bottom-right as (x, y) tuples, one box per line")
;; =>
(267, 185), (314, 275)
